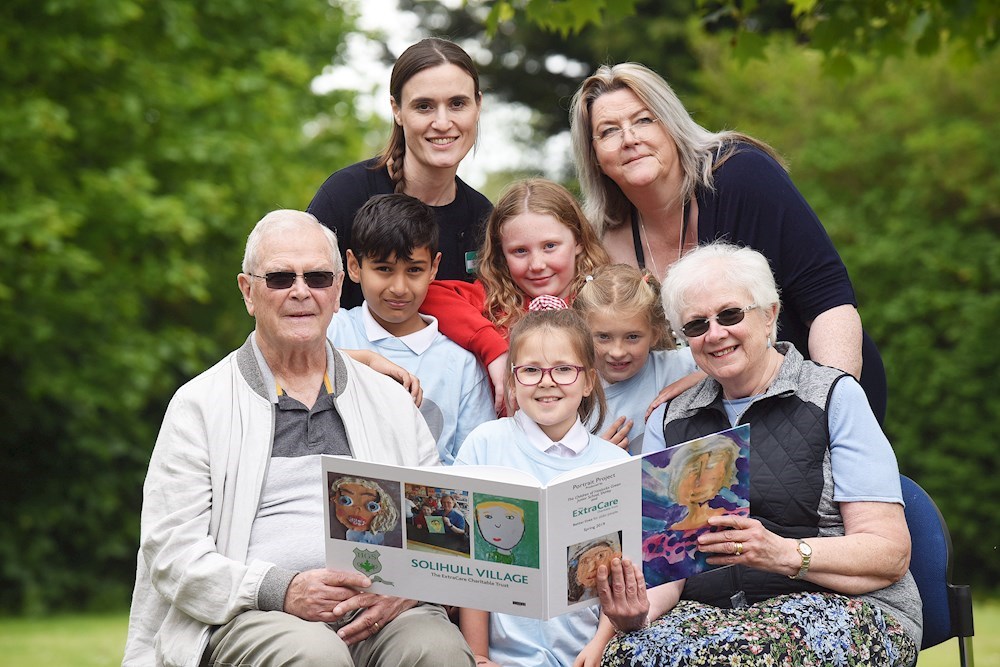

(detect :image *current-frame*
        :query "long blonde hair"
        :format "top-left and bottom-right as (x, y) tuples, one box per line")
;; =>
(570, 62), (784, 236)
(573, 263), (676, 350)
(479, 179), (609, 333)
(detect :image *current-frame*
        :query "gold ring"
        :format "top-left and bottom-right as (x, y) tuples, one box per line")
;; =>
(373, 621), (380, 632)
(734, 541), (743, 556)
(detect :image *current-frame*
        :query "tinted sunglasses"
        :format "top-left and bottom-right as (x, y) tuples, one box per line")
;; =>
(681, 305), (758, 338)
(250, 271), (336, 289)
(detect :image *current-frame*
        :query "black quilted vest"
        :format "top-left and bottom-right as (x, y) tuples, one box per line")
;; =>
(660, 343), (848, 608)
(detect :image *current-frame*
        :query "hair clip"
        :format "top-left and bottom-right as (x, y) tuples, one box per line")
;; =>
(528, 295), (570, 312)
(585, 274), (594, 283)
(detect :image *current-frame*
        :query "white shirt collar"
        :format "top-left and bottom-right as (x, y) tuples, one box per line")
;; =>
(360, 301), (438, 355)
(514, 410), (590, 457)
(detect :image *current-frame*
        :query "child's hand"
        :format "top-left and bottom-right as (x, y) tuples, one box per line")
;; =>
(573, 639), (607, 667)
(600, 416), (633, 451)
(486, 351), (509, 414)
(345, 349), (424, 407)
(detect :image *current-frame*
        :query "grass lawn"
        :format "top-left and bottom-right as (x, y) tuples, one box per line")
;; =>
(1, 601), (996, 666)
(0, 613), (127, 667)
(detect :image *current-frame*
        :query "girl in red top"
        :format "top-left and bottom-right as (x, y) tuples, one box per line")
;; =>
(421, 178), (609, 411)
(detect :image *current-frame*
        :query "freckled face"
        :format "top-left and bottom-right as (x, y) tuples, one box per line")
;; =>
(334, 483), (382, 532)
(476, 504), (525, 551)
(501, 212), (582, 300)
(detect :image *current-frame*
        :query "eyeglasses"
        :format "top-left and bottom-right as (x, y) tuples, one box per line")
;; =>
(592, 117), (661, 151)
(681, 305), (758, 338)
(249, 271), (337, 289)
(511, 364), (585, 386)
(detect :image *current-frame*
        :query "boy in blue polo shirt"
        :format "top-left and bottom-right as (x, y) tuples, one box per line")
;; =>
(328, 193), (495, 464)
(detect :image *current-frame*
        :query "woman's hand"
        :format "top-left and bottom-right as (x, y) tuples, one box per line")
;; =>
(596, 557), (649, 632)
(698, 514), (791, 571)
(345, 349), (423, 407)
(600, 416), (633, 451)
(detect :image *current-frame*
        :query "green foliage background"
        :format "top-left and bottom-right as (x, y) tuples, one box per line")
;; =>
(0, 0), (996, 617)
(0, 0), (374, 613)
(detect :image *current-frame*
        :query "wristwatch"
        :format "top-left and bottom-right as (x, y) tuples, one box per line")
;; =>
(789, 539), (812, 580)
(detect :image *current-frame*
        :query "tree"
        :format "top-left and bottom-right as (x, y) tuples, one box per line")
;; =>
(407, 0), (997, 137)
(398, 0), (717, 136)
(480, 0), (998, 74)
(0, 0), (370, 613)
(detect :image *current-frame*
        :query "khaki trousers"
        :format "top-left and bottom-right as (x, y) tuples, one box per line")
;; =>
(204, 604), (474, 667)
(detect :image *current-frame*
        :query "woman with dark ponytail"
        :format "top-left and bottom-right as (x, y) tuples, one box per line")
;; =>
(308, 38), (492, 309)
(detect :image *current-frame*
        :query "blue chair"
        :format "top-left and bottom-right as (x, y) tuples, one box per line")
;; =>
(900, 474), (975, 666)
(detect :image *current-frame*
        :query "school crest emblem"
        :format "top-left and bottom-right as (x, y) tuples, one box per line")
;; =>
(352, 547), (394, 586)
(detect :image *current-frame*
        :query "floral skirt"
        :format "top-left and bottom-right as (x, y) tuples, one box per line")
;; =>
(601, 592), (917, 667)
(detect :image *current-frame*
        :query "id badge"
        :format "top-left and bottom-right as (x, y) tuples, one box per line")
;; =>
(465, 250), (478, 274)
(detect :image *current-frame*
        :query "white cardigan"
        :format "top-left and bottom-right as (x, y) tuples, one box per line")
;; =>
(122, 336), (438, 666)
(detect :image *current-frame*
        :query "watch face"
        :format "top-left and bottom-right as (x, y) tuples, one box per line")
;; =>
(799, 541), (812, 556)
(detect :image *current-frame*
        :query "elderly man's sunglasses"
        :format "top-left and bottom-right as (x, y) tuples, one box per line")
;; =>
(250, 271), (336, 289)
(681, 305), (758, 338)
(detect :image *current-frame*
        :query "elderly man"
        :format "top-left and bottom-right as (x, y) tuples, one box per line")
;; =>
(123, 210), (474, 666)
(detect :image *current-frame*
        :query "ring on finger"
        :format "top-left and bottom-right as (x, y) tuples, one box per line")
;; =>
(373, 620), (380, 633)
(733, 541), (743, 556)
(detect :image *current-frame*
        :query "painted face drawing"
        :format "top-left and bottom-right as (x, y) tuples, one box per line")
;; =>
(335, 482), (383, 533)
(476, 502), (526, 555)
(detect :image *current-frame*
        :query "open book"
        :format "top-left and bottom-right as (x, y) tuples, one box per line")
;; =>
(323, 424), (749, 619)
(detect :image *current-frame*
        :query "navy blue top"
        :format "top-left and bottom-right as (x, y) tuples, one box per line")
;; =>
(694, 144), (886, 422)
(307, 158), (492, 309)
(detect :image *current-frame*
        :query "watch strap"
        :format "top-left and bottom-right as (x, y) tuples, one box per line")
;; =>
(790, 538), (812, 580)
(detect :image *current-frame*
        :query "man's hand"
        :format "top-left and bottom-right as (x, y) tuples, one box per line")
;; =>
(333, 593), (419, 645)
(283, 569), (371, 623)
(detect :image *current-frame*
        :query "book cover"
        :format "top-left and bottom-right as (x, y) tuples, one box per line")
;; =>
(322, 424), (749, 619)
(640, 427), (751, 586)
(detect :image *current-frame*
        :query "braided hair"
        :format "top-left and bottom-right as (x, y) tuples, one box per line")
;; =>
(374, 38), (481, 193)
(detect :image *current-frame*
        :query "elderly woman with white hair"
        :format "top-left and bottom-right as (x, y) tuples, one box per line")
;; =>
(588, 241), (920, 667)
(569, 62), (888, 425)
